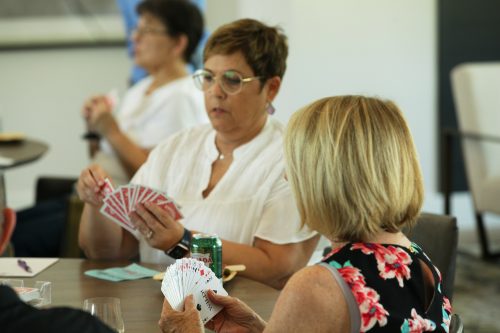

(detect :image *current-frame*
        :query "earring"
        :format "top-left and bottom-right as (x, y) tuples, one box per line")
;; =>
(266, 102), (276, 115)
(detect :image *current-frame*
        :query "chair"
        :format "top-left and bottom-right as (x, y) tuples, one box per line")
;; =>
(35, 176), (77, 203)
(450, 62), (500, 259)
(449, 313), (464, 333)
(35, 176), (84, 258)
(403, 213), (458, 301)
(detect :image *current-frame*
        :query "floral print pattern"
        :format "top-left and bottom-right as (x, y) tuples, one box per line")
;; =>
(330, 260), (389, 331)
(351, 243), (413, 287)
(323, 242), (452, 332)
(401, 309), (436, 332)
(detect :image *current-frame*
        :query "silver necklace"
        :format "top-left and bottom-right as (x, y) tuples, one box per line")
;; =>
(217, 151), (232, 160)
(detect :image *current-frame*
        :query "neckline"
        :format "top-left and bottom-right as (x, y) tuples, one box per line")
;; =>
(337, 241), (418, 252)
(324, 241), (441, 314)
(206, 116), (273, 162)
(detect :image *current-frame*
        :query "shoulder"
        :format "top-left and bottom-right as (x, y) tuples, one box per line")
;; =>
(266, 117), (285, 140)
(146, 124), (212, 161)
(0, 303), (114, 333)
(118, 76), (152, 108)
(266, 265), (350, 332)
(249, 118), (286, 164)
(284, 265), (347, 301)
(127, 76), (153, 95)
(159, 76), (202, 100)
(157, 123), (212, 149)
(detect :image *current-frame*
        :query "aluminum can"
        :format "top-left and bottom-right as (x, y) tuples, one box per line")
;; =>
(190, 233), (222, 278)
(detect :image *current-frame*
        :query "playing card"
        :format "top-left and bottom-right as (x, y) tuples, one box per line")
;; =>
(105, 192), (128, 221)
(147, 192), (183, 220)
(119, 186), (131, 213)
(99, 183), (184, 233)
(100, 178), (114, 196)
(161, 258), (227, 324)
(100, 204), (136, 234)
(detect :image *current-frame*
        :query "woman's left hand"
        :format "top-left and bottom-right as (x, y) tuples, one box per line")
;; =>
(129, 201), (184, 251)
(159, 296), (203, 333)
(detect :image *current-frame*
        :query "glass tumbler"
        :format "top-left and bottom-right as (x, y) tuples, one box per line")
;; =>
(83, 297), (125, 333)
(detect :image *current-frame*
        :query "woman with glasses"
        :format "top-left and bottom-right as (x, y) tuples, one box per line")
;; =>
(77, 18), (319, 290)
(81, 0), (207, 186)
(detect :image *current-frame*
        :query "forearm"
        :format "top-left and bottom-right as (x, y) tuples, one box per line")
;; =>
(105, 129), (149, 177)
(223, 234), (320, 289)
(221, 241), (296, 290)
(78, 204), (136, 259)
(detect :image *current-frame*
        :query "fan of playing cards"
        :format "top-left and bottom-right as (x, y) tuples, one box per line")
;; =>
(99, 179), (183, 234)
(161, 258), (228, 324)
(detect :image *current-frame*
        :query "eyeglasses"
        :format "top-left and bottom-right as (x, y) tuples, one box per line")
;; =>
(192, 69), (262, 95)
(132, 26), (167, 36)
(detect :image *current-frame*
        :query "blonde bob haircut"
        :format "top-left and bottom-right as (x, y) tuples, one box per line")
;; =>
(284, 96), (424, 242)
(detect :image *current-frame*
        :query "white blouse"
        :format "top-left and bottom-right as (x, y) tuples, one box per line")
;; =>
(96, 76), (207, 185)
(131, 117), (316, 264)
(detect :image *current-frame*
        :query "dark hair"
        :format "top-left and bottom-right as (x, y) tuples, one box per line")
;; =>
(204, 18), (288, 82)
(137, 0), (204, 62)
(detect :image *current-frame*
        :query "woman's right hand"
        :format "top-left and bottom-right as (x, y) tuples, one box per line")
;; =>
(81, 96), (103, 131)
(76, 164), (109, 207)
(205, 290), (266, 333)
(81, 95), (115, 135)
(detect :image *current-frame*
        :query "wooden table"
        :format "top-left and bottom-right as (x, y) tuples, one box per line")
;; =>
(0, 139), (48, 223)
(25, 259), (280, 333)
(0, 139), (48, 170)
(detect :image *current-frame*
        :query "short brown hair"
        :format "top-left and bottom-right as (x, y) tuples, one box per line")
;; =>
(284, 96), (424, 242)
(203, 18), (288, 82)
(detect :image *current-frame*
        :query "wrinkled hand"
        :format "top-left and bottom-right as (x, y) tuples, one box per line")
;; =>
(205, 290), (266, 333)
(81, 95), (119, 136)
(129, 201), (184, 251)
(76, 164), (109, 207)
(159, 295), (203, 333)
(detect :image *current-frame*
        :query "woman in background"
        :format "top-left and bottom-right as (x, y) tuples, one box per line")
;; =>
(83, 0), (207, 185)
(12, 0), (207, 258)
(159, 96), (452, 333)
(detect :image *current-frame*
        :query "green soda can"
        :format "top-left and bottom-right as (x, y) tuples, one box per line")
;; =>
(190, 233), (222, 279)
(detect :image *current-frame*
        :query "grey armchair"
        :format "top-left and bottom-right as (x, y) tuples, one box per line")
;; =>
(451, 62), (500, 259)
(403, 213), (458, 301)
(450, 313), (464, 333)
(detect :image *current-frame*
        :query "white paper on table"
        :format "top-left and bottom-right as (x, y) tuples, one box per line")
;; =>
(0, 258), (59, 277)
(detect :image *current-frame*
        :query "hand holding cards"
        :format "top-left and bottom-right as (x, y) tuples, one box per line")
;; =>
(99, 179), (183, 233)
(162, 258), (228, 324)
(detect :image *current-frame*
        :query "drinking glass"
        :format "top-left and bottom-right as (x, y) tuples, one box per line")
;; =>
(83, 297), (125, 333)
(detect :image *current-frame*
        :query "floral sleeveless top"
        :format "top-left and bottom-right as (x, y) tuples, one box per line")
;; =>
(322, 242), (452, 333)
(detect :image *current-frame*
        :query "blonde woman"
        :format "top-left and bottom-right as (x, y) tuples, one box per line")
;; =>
(159, 96), (452, 333)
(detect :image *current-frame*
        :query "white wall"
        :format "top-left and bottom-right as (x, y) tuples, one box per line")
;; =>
(208, 0), (436, 192)
(0, 48), (129, 209)
(0, 0), (484, 234)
